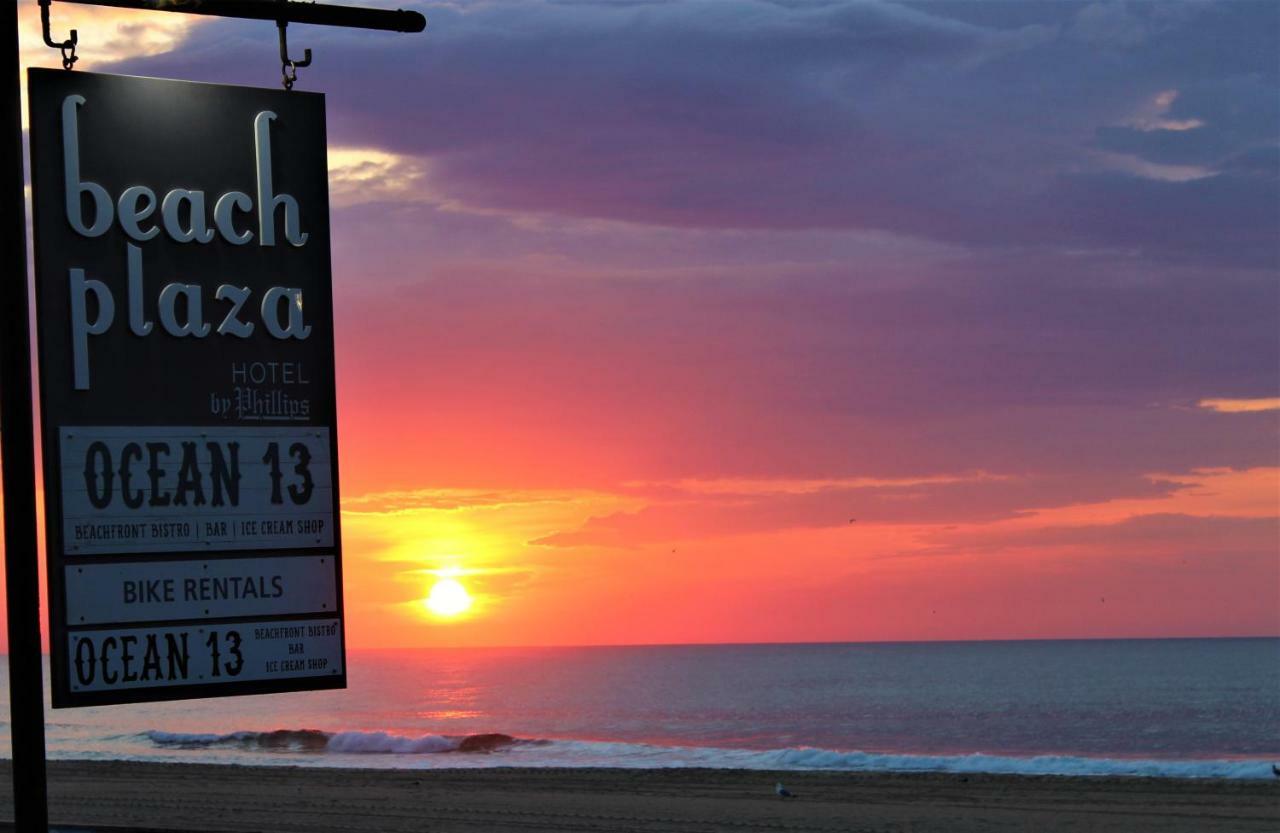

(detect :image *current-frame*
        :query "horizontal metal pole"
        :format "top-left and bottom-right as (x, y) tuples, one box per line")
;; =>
(54, 0), (426, 33)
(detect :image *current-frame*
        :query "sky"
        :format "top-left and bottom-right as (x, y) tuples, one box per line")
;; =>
(3, 0), (1278, 649)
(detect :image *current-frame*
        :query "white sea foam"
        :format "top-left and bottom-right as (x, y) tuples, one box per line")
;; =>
(136, 729), (1277, 779)
(326, 731), (456, 754)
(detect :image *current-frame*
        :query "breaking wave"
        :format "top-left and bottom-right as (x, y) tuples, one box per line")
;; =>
(142, 729), (1276, 779)
(146, 729), (526, 754)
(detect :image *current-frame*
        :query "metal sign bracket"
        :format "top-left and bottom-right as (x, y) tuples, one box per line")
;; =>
(44, 1), (426, 88)
(277, 12), (313, 91)
(38, 0), (78, 69)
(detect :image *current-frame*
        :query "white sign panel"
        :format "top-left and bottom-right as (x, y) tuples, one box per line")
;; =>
(61, 426), (334, 554)
(67, 618), (342, 694)
(65, 555), (338, 625)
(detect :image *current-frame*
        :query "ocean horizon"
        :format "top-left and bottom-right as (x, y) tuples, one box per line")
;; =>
(11, 632), (1276, 653)
(2, 637), (1276, 780)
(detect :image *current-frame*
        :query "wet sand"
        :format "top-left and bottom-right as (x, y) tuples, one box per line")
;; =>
(1, 760), (1276, 832)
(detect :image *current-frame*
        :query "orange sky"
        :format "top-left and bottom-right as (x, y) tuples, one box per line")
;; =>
(2, 1), (1278, 651)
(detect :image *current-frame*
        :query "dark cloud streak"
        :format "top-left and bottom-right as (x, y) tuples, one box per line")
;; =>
(111, 1), (1279, 264)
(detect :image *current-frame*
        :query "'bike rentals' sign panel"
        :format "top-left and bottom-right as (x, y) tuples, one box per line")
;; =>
(28, 70), (345, 707)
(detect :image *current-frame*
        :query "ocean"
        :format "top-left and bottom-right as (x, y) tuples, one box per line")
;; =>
(3, 638), (1277, 779)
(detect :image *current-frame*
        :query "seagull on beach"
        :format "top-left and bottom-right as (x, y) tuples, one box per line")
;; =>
(775, 782), (797, 799)
(1271, 764), (1279, 778)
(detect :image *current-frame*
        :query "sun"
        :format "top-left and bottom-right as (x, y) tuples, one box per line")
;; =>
(424, 578), (473, 618)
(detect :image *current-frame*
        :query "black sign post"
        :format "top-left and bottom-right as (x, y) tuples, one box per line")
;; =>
(2, 1), (423, 828)
(3, 5), (51, 830)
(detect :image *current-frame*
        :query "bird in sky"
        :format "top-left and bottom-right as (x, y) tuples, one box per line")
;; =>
(775, 782), (797, 799)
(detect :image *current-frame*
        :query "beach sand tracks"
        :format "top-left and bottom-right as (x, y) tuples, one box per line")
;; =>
(1, 761), (1276, 833)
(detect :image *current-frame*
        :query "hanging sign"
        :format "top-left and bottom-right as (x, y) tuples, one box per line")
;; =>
(27, 69), (345, 707)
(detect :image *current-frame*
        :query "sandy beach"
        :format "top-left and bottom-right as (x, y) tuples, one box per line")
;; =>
(0, 760), (1274, 832)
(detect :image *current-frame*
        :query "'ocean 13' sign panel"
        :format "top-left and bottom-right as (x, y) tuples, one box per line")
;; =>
(28, 70), (346, 707)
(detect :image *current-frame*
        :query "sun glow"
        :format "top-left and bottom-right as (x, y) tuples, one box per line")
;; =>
(424, 578), (473, 618)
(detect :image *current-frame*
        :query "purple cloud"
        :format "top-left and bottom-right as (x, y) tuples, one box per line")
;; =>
(110, 1), (1278, 264)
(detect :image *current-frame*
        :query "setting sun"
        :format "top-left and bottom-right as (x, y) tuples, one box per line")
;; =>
(424, 578), (473, 618)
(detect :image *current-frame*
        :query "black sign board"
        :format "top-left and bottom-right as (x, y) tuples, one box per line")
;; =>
(28, 69), (345, 707)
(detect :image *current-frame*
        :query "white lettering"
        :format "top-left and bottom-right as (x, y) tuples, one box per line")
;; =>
(158, 283), (212, 338)
(126, 244), (153, 336)
(117, 186), (159, 242)
(213, 191), (254, 245)
(215, 285), (255, 337)
(260, 287), (311, 340)
(61, 95), (112, 237)
(161, 190), (215, 244)
(69, 269), (115, 390)
(254, 111), (308, 247)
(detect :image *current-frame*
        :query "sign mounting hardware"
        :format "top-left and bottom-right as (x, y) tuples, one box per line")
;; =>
(46, 1), (428, 88)
(38, 0), (78, 70)
(277, 9), (312, 91)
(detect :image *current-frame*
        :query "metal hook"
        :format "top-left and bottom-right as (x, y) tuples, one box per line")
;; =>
(277, 8), (312, 91)
(39, 0), (79, 71)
